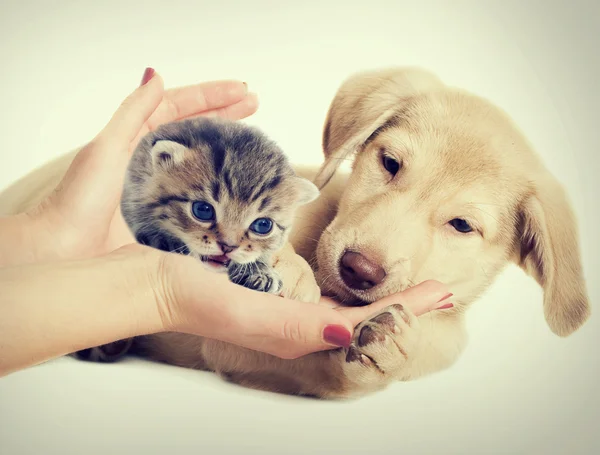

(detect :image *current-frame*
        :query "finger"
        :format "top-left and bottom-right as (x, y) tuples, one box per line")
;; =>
(339, 280), (453, 326)
(234, 291), (354, 353)
(96, 69), (165, 147)
(155, 80), (250, 126)
(168, 256), (354, 359)
(185, 92), (259, 121)
(128, 90), (259, 153)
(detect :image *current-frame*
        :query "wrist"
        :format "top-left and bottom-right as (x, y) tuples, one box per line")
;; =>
(158, 251), (243, 338)
(0, 211), (50, 267)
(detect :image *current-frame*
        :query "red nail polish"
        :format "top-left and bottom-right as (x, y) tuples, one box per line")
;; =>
(323, 325), (352, 348)
(437, 293), (453, 303)
(140, 67), (155, 86)
(438, 303), (454, 310)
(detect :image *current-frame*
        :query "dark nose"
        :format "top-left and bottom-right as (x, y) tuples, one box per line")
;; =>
(339, 251), (386, 290)
(218, 242), (238, 254)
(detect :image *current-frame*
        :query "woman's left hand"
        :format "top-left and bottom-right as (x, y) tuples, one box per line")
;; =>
(25, 68), (258, 263)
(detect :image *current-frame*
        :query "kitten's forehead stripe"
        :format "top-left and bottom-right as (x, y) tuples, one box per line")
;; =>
(212, 147), (226, 176)
(251, 173), (283, 203)
(259, 196), (271, 212)
(158, 195), (189, 205)
(223, 169), (234, 197)
(211, 181), (221, 202)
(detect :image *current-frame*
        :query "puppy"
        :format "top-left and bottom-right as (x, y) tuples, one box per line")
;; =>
(0, 67), (590, 398)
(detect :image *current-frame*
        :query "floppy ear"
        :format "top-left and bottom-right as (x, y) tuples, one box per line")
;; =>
(516, 175), (590, 337)
(150, 140), (188, 170)
(314, 67), (444, 188)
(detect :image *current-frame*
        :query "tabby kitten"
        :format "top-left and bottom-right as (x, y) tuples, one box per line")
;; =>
(74, 117), (319, 362)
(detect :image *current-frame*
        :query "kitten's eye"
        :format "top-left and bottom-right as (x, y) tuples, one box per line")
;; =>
(449, 218), (473, 233)
(382, 154), (401, 176)
(250, 218), (273, 235)
(191, 201), (215, 221)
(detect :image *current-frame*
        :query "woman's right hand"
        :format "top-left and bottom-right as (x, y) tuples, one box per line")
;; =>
(1, 242), (453, 376)
(159, 247), (453, 359)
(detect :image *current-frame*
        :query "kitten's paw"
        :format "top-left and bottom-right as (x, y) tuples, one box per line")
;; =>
(72, 338), (133, 363)
(272, 247), (321, 304)
(228, 262), (283, 294)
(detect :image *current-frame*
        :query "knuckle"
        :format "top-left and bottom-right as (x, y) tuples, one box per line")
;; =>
(281, 319), (303, 343)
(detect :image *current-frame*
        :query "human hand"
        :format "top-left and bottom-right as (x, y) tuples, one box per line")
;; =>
(24, 68), (258, 263)
(164, 248), (454, 358)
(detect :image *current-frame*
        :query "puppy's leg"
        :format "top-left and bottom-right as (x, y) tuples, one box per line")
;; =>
(342, 306), (467, 390)
(134, 309), (465, 399)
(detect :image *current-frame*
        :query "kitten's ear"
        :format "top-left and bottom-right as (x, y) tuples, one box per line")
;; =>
(150, 140), (188, 170)
(291, 177), (320, 206)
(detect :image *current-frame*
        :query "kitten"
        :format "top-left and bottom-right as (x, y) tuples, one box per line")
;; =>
(74, 117), (319, 362)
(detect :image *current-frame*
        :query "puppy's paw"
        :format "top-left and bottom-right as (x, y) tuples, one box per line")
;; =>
(272, 248), (320, 303)
(342, 304), (421, 388)
(228, 261), (283, 295)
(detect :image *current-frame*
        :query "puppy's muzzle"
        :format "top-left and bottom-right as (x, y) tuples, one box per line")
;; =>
(339, 250), (386, 290)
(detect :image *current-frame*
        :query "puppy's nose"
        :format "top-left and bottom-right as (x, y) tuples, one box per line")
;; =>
(218, 242), (238, 254)
(340, 251), (386, 290)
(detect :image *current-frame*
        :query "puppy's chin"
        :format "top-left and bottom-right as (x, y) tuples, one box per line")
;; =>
(315, 268), (373, 307)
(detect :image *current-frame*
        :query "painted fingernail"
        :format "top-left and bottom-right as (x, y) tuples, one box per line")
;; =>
(437, 293), (453, 303)
(140, 67), (155, 86)
(323, 325), (352, 348)
(438, 303), (454, 310)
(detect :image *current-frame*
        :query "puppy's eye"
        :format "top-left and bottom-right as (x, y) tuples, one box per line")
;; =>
(382, 154), (401, 176)
(191, 201), (215, 221)
(250, 217), (273, 235)
(449, 218), (473, 233)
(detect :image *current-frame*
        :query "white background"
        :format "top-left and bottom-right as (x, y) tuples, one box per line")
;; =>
(0, 1), (598, 454)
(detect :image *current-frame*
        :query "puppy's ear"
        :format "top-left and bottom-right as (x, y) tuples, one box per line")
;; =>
(290, 176), (320, 206)
(314, 67), (444, 189)
(516, 175), (590, 337)
(150, 140), (188, 170)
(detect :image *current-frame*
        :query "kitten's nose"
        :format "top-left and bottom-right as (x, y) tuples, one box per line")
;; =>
(218, 242), (238, 254)
(339, 251), (386, 290)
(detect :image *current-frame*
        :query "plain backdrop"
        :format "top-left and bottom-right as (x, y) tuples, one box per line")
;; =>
(0, 1), (598, 454)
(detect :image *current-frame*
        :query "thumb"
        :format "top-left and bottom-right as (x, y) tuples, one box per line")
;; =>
(225, 289), (354, 359)
(153, 251), (355, 359)
(95, 68), (164, 147)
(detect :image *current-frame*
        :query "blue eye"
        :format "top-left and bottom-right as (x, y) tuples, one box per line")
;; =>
(191, 201), (215, 221)
(449, 218), (473, 233)
(250, 218), (273, 235)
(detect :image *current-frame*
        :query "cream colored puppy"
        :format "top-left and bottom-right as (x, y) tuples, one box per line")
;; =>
(0, 67), (590, 398)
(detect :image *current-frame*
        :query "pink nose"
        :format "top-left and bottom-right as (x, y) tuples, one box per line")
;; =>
(218, 242), (238, 254)
(339, 251), (386, 290)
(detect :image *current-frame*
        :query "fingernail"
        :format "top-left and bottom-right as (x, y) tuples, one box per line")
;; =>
(242, 82), (248, 94)
(140, 67), (155, 86)
(438, 303), (454, 310)
(323, 325), (352, 348)
(437, 293), (453, 303)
